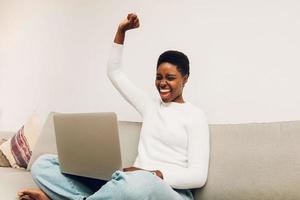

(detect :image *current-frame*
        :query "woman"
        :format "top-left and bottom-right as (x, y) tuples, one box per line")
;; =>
(18, 13), (209, 200)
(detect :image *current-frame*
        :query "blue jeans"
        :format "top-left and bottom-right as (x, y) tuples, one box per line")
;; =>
(31, 154), (194, 200)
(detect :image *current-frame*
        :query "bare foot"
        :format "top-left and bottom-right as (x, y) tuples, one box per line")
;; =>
(18, 188), (51, 200)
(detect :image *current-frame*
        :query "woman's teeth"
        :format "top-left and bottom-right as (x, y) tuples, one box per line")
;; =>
(160, 89), (171, 93)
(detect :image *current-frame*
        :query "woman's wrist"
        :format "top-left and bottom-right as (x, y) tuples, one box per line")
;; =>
(114, 27), (126, 45)
(117, 25), (127, 34)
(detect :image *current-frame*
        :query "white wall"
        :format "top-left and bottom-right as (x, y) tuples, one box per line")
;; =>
(0, 0), (300, 130)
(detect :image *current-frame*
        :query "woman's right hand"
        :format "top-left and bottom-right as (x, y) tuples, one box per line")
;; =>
(114, 13), (139, 44)
(118, 13), (140, 33)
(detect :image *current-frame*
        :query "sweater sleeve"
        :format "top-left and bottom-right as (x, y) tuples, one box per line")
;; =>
(107, 43), (150, 116)
(160, 110), (210, 189)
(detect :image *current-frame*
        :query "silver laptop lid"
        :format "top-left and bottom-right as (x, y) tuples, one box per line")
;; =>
(53, 112), (122, 180)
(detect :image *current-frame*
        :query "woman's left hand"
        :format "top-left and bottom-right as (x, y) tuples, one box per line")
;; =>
(122, 166), (143, 172)
(122, 166), (164, 179)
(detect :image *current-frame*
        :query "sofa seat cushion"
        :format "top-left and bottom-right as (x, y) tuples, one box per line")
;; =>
(0, 167), (37, 199)
(0, 167), (26, 175)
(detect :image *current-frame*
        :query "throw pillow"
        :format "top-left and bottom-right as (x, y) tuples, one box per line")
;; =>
(0, 113), (41, 169)
(0, 138), (11, 167)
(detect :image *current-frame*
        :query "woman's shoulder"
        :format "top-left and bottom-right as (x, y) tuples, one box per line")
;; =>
(182, 102), (207, 124)
(185, 102), (205, 115)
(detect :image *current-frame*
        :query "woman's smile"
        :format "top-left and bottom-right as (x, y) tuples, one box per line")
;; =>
(159, 88), (172, 99)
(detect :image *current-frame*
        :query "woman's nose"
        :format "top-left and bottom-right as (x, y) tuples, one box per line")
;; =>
(160, 80), (167, 86)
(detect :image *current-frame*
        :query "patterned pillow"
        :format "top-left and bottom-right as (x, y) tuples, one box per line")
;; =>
(0, 113), (40, 169)
(0, 138), (11, 167)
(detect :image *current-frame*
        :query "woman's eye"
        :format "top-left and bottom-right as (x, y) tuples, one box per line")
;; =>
(167, 77), (175, 81)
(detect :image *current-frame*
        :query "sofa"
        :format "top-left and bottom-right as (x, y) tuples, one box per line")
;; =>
(1, 113), (300, 200)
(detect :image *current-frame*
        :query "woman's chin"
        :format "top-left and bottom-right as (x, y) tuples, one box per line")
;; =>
(161, 97), (171, 103)
(160, 93), (172, 103)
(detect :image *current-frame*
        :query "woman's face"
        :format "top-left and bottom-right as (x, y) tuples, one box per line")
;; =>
(155, 62), (188, 103)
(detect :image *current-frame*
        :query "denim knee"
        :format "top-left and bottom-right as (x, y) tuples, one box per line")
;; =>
(31, 154), (58, 180)
(117, 170), (162, 199)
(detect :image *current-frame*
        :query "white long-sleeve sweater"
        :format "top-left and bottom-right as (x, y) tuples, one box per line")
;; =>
(107, 43), (210, 189)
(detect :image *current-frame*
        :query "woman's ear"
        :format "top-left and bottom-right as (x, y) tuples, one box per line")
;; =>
(183, 75), (189, 87)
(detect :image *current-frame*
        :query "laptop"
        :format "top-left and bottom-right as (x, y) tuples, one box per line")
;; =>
(53, 112), (122, 180)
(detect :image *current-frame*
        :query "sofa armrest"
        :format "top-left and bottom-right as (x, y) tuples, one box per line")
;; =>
(0, 131), (15, 140)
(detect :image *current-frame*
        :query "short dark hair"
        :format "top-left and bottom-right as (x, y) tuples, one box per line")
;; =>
(156, 50), (190, 76)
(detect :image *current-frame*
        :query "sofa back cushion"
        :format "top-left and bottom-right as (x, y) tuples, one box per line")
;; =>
(27, 112), (57, 170)
(195, 121), (300, 200)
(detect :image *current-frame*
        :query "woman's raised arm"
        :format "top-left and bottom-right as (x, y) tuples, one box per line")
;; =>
(107, 13), (150, 116)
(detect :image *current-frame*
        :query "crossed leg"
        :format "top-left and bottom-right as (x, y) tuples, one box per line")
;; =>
(18, 154), (193, 200)
(18, 154), (98, 200)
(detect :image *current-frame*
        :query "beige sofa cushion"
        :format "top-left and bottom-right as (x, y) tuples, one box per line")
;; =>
(0, 168), (37, 199)
(195, 121), (300, 200)
(27, 112), (57, 170)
